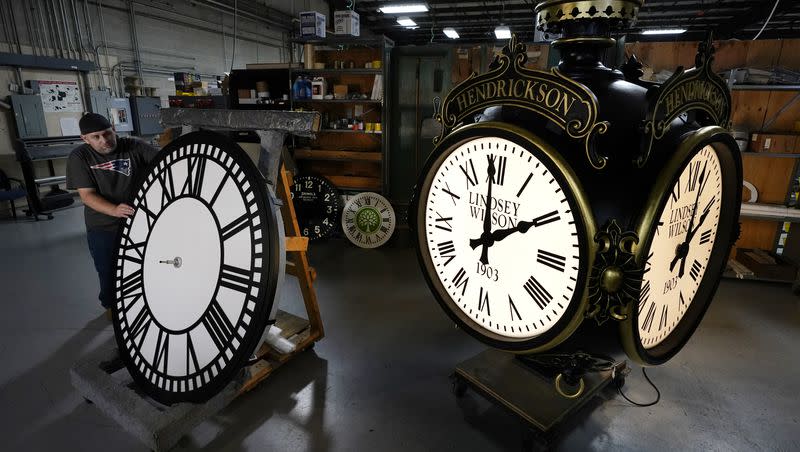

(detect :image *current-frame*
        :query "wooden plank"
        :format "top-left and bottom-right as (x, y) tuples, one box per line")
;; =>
(777, 39), (800, 69)
(761, 91), (800, 132)
(285, 236), (309, 252)
(713, 40), (749, 73)
(325, 174), (382, 191)
(735, 219), (780, 251)
(731, 90), (771, 131)
(745, 40), (782, 69)
(741, 154), (796, 203)
(294, 149), (382, 161)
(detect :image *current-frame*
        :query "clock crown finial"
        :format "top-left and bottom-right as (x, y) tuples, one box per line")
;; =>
(535, 1), (644, 39)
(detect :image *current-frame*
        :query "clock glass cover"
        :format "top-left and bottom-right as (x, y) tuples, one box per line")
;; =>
(113, 131), (279, 404)
(416, 128), (591, 351)
(290, 174), (340, 240)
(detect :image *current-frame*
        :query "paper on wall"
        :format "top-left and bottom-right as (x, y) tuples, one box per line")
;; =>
(59, 117), (81, 136)
(39, 80), (83, 112)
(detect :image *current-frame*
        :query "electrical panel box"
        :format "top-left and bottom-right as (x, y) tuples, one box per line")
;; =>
(108, 97), (134, 133)
(130, 96), (163, 136)
(90, 89), (112, 120)
(10, 94), (47, 138)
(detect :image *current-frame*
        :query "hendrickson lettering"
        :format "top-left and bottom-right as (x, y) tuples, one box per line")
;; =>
(663, 80), (725, 119)
(454, 79), (578, 118)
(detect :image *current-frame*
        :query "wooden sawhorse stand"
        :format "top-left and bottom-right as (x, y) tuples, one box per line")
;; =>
(239, 165), (324, 393)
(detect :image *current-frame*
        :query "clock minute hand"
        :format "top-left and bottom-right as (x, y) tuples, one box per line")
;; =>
(469, 210), (560, 249)
(477, 155), (497, 264)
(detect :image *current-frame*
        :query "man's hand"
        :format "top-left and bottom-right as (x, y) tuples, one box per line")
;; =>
(113, 203), (135, 218)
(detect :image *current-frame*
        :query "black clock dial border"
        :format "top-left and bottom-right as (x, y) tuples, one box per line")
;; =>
(111, 130), (280, 405)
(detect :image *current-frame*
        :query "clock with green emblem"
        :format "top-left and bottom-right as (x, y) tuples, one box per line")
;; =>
(342, 192), (396, 248)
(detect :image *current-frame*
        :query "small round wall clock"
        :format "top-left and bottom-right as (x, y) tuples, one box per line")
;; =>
(414, 122), (596, 352)
(290, 174), (341, 240)
(623, 131), (741, 365)
(342, 192), (396, 248)
(112, 131), (280, 404)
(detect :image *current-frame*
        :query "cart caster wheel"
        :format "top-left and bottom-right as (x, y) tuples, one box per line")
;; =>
(452, 376), (468, 398)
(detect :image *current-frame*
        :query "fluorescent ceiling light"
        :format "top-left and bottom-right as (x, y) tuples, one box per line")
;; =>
(494, 25), (511, 40)
(443, 28), (459, 39)
(379, 3), (428, 14)
(397, 17), (417, 27)
(641, 29), (687, 35)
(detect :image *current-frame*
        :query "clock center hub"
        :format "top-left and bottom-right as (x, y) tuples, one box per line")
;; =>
(600, 266), (624, 293)
(143, 197), (222, 331)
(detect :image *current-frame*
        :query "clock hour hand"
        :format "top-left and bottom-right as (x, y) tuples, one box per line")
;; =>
(469, 210), (560, 249)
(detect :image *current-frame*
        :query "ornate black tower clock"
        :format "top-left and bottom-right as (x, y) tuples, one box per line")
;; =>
(412, 0), (742, 373)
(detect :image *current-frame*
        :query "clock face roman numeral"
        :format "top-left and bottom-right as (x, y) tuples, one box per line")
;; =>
(639, 280), (651, 309)
(128, 305), (154, 347)
(478, 287), (491, 316)
(531, 210), (560, 227)
(158, 165), (176, 205)
(220, 264), (253, 293)
(642, 302), (656, 333)
(488, 154), (507, 185)
(686, 160), (701, 192)
(153, 329), (170, 374)
(671, 182), (680, 207)
(459, 159), (479, 188)
(203, 298), (237, 354)
(441, 182), (460, 205)
(537, 249), (566, 272)
(699, 229), (712, 245)
(437, 240), (456, 266)
(523, 275), (552, 310)
(659, 305), (669, 331)
(120, 269), (144, 299)
(453, 267), (469, 296)
(182, 155), (207, 197)
(221, 212), (252, 241)
(434, 211), (453, 232)
(689, 259), (702, 281)
(186, 333), (201, 375)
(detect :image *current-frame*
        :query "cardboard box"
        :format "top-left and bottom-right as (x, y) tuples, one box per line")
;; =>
(300, 11), (325, 38)
(749, 132), (800, 153)
(334, 10), (360, 36)
(735, 248), (797, 281)
(333, 84), (348, 99)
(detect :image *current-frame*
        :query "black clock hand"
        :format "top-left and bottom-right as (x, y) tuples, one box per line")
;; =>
(677, 204), (713, 276)
(469, 210), (560, 249)
(671, 161), (707, 274)
(476, 155), (496, 264)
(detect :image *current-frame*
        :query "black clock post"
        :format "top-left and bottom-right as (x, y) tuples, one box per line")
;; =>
(412, 0), (741, 444)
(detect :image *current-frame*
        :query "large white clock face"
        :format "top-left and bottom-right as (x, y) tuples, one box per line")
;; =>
(639, 145), (722, 348)
(115, 136), (274, 402)
(422, 135), (583, 341)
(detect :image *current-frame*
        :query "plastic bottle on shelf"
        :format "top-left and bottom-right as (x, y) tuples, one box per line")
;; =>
(293, 76), (305, 100)
(304, 77), (313, 99)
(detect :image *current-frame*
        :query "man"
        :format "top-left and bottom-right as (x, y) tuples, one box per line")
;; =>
(67, 113), (159, 314)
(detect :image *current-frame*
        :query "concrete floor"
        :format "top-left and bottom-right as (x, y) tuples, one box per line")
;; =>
(0, 206), (798, 451)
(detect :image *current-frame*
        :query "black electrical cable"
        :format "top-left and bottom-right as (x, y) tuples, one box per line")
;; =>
(617, 367), (661, 407)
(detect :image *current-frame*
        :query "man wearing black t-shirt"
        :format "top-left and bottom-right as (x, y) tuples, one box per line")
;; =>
(67, 113), (159, 312)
